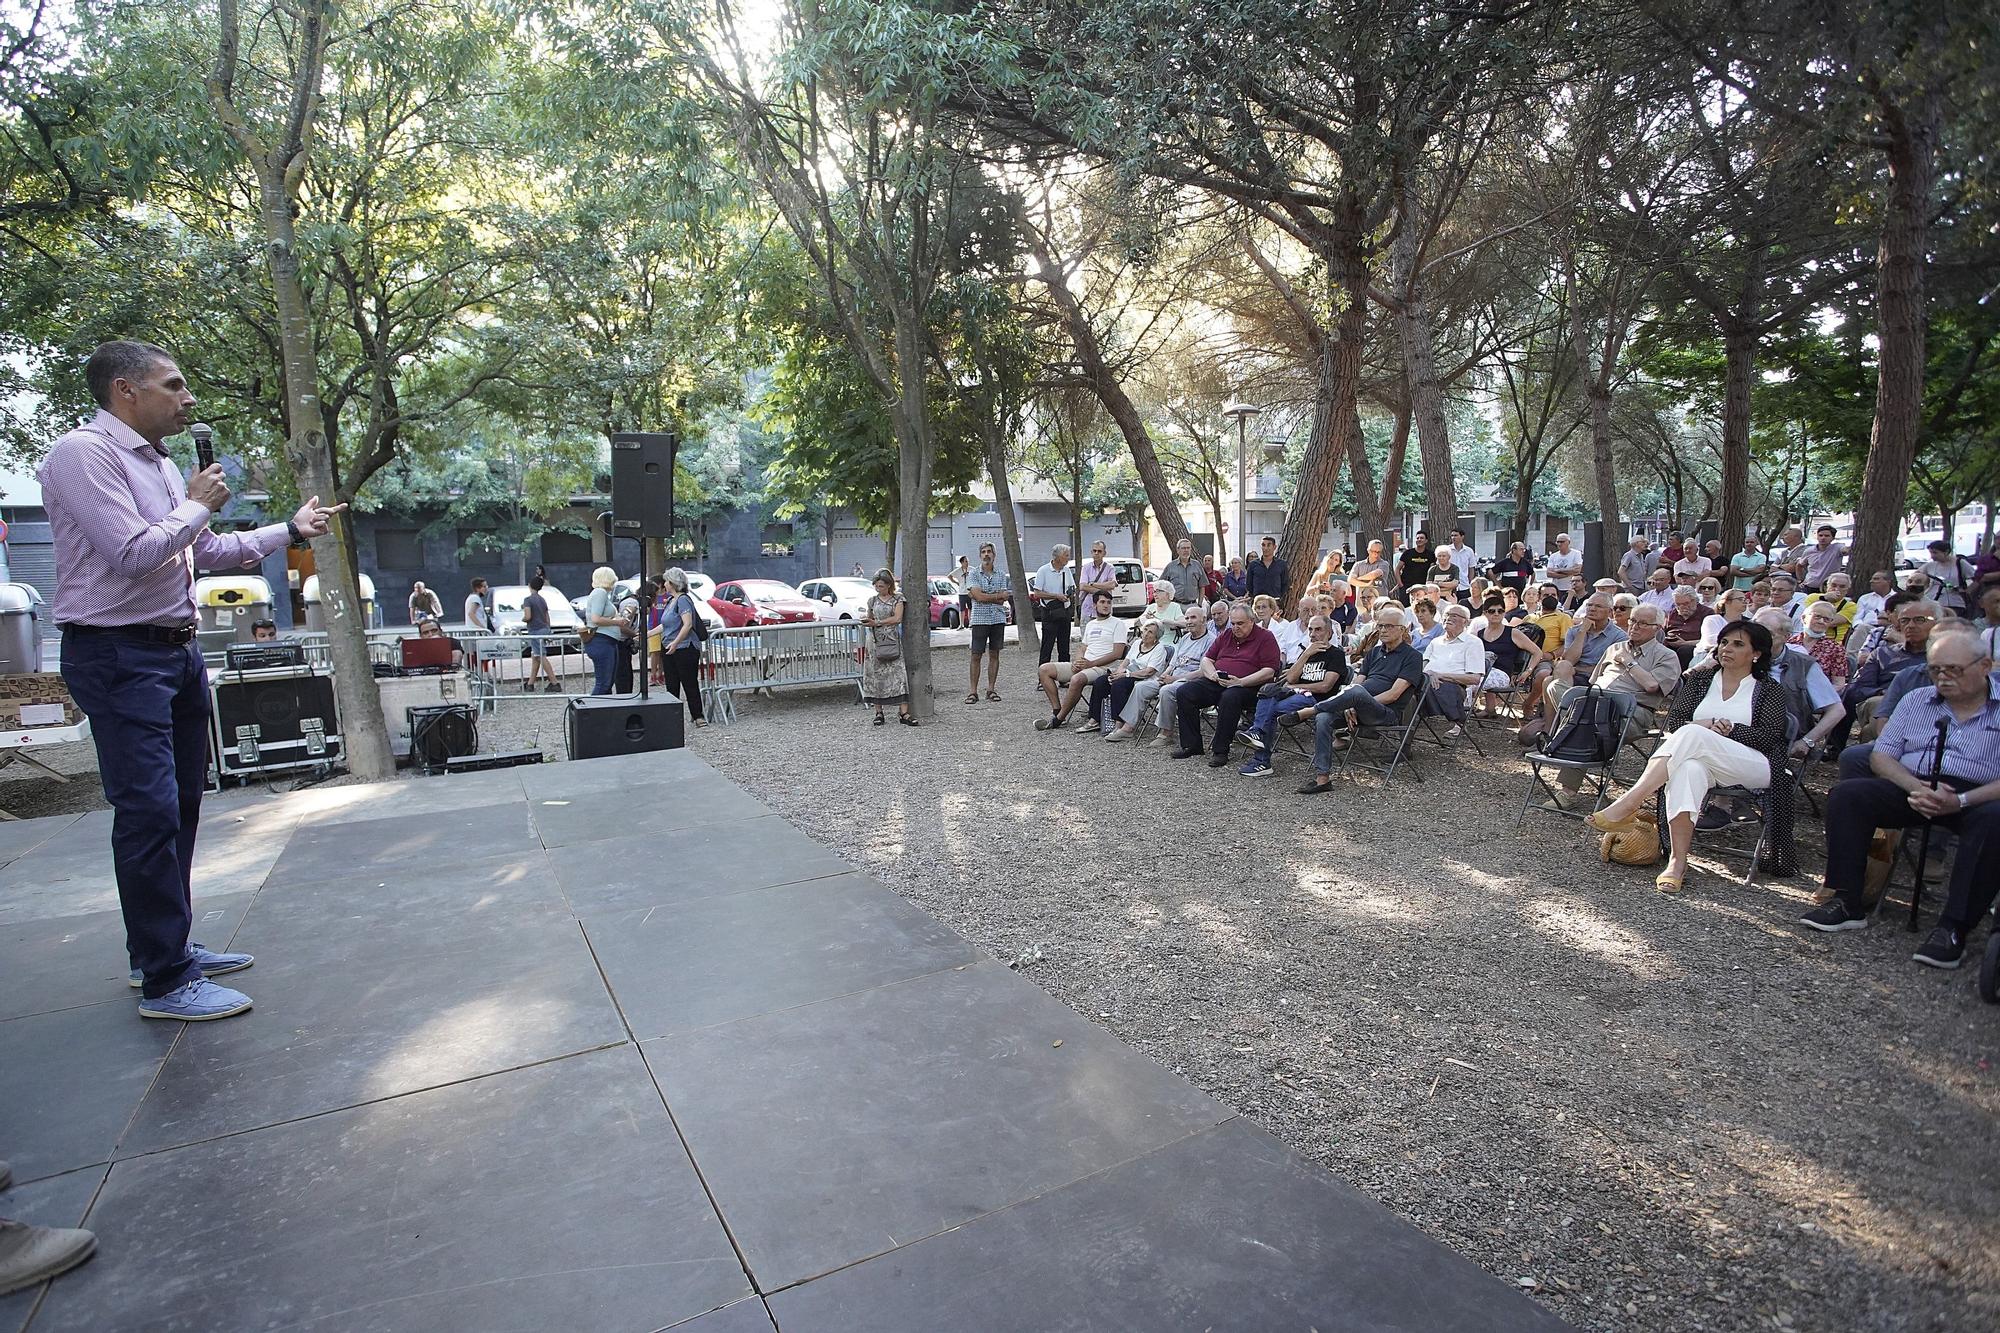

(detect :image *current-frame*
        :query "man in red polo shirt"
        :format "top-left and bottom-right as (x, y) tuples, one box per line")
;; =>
(1170, 601), (1282, 766)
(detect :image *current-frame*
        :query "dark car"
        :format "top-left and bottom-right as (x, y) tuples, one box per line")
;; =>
(713, 579), (822, 625)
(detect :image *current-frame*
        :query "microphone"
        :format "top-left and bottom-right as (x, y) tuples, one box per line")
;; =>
(191, 423), (215, 471)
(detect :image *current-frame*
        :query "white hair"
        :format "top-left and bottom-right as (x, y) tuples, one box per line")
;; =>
(1374, 606), (1407, 626)
(591, 566), (617, 591)
(661, 566), (689, 595)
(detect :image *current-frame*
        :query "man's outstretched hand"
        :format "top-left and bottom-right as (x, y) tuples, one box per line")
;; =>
(290, 496), (348, 540)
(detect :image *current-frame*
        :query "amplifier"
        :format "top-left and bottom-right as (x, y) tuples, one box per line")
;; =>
(211, 665), (341, 777)
(565, 694), (684, 761)
(409, 703), (477, 773)
(224, 641), (307, 671)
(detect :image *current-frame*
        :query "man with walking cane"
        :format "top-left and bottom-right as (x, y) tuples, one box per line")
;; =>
(1800, 632), (2000, 968)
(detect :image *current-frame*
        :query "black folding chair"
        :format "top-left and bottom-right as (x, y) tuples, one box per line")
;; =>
(1337, 690), (1427, 784)
(1515, 690), (1639, 827)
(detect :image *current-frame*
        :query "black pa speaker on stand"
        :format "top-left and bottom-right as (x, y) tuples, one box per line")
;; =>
(610, 432), (679, 541)
(565, 694), (685, 761)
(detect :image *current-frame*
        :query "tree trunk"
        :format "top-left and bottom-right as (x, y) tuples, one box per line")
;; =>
(267, 228), (394, 778)
(1718, 323), (1756, 548)
(1377, 398), (1411, 524)
(1020, 226), (1190, 551)
(1851, 89), (1940, 579)
(208, 0), (392, 781)
(1280, 247), (1374, 589)
(1389, 191), (1459, 539)
(889, 303), (935, 720)
(1587, 383), (1618, 524)
(984, 423), (1038, 657)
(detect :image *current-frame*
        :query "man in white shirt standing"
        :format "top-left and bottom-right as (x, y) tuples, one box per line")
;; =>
(1030, 544), (1077, 666)
(1421, 603), (1486, 735)
(1545, 533), (1582, 605)
(1444, 527), (1477, 594)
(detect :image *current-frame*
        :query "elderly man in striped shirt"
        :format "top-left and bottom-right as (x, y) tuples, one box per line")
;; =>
(1800, 630), (2000, 968)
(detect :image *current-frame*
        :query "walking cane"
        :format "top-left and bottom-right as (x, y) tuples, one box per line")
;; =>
(1908, 717), (1951, 932)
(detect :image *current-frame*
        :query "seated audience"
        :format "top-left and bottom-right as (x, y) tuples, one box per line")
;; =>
(1298, 606), (1425, 795)
(1407, 596), (1444, 651)
(1138, 582), (1187, 643)
(1035, 592), (1127, 730)
(1239, 615), (1349, 776)
(1639, 568), (1678, 615)
(1832, 599), (1938, 750)
(1692, 588), (1750, 668)
(1751, 607), (1846, 764)
(1113, 600), (1229, 744)
(1800, 629), (2000, 967)
(1586, 620), (1795, 890)
(1610, 592), (1638, 634)
(1805, 572), (1859, 643)
(1222, 556), (1249, 599)
(1172, 602), (1282, 767)
(1663, 585), (1710, 665)
(1421, 602), (1485, 735)
(1791, 599), (1850, 690)
(1523, 594), (1627, 740)
(1851, 569), (1894, 638)
(1082, 620), (1171, 735)
(1474, 597), (1546, 714)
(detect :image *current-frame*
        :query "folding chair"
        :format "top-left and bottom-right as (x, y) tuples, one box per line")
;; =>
(1336, 690), (1426, 784)
(1414, 676), (1486, 757)
(1514, 690), (1639, 827)
(1476, 625), (1544, 726)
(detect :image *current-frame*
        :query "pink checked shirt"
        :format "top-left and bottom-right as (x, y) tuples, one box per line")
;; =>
(37, 410), (290, 628)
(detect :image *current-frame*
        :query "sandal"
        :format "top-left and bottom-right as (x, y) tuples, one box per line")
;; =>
(873, 714), (886, 726)
(985, 691), (1002, 702)
(899, 714), (918, 727)
(965, 693), (979, 704)
(1654, 871), (1684, 893)
(1585, 810), (1640, 834)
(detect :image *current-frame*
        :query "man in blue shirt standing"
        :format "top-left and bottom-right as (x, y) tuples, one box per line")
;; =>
(964, 542), (1011, 702)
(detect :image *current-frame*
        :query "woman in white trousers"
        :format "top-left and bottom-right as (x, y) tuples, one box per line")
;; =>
(1587, 620), (1793, 891)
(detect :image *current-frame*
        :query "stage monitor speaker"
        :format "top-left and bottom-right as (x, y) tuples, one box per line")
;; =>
(565, 694), (685, 761)
(1581, 520), (1628, 587)
(409, 703), (478, 773)
(212, 666), (341, 777)
(610, 431), (679, 539)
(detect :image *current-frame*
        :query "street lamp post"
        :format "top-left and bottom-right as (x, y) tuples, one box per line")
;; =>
(1221, 400), (1260, 563)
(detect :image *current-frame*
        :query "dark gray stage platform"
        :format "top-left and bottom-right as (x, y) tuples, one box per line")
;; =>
(0, 752), (1568, 1332)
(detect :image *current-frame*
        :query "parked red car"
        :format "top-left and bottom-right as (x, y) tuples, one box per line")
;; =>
(712, 579), (823, 625)
(927, 574), (1013, 628)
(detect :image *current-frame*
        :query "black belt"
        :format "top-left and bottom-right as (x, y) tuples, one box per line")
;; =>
(60, 622), (198, 645)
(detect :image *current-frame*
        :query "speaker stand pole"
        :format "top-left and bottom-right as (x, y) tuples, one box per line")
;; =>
(636, 536), (650, 701)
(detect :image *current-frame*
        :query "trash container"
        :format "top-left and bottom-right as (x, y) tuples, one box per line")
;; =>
(302, 573), (376, 631)
(196, 575), (274, 642)
(0, 583), (38, 675)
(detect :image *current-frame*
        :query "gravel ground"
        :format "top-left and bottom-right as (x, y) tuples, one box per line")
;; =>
(13, 645), (1997, 1331)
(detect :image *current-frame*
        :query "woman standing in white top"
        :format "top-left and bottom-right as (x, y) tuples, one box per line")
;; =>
(1588, 620), (1794, 891)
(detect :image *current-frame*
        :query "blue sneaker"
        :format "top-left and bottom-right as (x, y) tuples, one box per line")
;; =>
(129, 943), (253, 988)
(136, 976), (252, 1022)
(1239, 757), (1273, 778)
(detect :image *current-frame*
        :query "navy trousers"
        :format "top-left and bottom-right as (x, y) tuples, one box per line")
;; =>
(60, 633), (210, 998)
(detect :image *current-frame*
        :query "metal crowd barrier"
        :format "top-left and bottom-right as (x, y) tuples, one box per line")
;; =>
(702, 621), (864, 724)
(204, 628), (594, 716)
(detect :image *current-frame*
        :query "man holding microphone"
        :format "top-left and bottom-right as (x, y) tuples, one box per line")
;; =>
(39, 341), (345, 1021)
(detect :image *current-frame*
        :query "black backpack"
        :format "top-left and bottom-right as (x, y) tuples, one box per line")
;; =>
(683, 594), (709, 643)
(1541, 686), (1622, 764)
